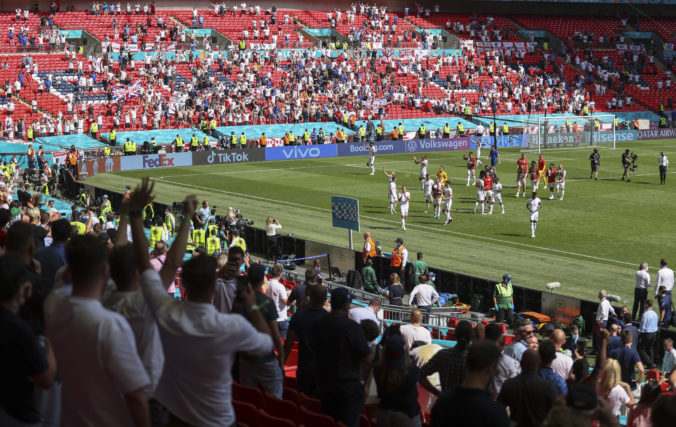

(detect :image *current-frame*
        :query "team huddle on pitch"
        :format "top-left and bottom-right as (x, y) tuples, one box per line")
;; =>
(366, 142), (569, 238)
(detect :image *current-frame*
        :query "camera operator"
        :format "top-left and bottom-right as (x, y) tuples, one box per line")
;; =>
(622, 149), (632, 182)
(265, 217), (282, 260)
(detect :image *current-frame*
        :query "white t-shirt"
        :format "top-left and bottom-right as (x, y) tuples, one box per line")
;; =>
(423, 178), (434, 195)
(44, 287), (150, 427)
(551, 351), (573, 380)
(419, 159), (428, 177)
(140, 269), (273, 426)
(389, 181), (397, 200)
(399, 192), (410, 209)
(349, 306), (378, 325)
(528, 197), (542, 213)
(605, 384), (631, 417)
(368, 145), (376, 159)
(265, 278), (288, 322)
(399, 324), (432, 349)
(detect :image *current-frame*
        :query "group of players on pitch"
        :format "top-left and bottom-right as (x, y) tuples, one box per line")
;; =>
(364, 141), (567, 238)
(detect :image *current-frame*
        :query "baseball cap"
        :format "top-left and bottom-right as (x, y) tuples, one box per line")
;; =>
(395, 237), (404, 244)
(503, 273), (512, 281)
(103, 194), (109, 199)
(384, 335), (406, 368)
(331, 287), (354, 308)
(248, 263), (266, 285)
(540, 323), (555, 334)
(428, 272), (436, 278)
(10, 207), (21, 217)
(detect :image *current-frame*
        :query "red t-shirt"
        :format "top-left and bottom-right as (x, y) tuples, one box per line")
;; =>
(538, 158), (546, 171)
(483, 175), (493, 191)
(517, 158), (528, 172)
(547, 169), (557, 183)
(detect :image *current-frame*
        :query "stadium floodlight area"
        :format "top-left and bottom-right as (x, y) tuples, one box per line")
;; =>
(522, 114), (617, 152)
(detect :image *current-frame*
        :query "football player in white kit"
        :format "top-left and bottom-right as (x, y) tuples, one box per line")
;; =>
(432, 176), (443, 219)
(493, 177), (505, 214)
(413, 155), (428, 190)
(364, 142), (376, 175)
(442, 180), (454, 224)
(384, 168), (397, 214)
(526, 191), (542, 238)
(422, 173), (435, 212)
(473, 170), (486, 214)
(556, 163), (566, 200)
(475, 140), (484, 167)
(398, 185), (411, 230)
(463, 151), (477, 186)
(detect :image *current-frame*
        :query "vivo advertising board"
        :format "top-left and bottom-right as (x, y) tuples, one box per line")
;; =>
(120, 152), (193, 171)
(265, 144), (338, 161)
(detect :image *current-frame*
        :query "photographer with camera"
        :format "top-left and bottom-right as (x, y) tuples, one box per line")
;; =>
(265, 217), (282, 260)
(621, 149), (633, 182)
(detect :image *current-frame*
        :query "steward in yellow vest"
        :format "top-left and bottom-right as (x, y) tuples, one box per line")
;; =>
(109, 129), (117, 145)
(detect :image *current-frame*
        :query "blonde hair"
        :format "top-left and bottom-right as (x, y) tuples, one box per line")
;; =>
(389, 273), (400, 285)
(266, 217), (273, 226)
(598, 359), (622, 397)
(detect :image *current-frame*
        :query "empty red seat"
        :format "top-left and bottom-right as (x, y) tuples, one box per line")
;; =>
(264, 392), (300, 424)
(259, 410), (296, 427)
(233, 382), (265, 409)
(299, 393), (322, 413)
(233, 400), (260, 427)
(300, 406), (337, 427)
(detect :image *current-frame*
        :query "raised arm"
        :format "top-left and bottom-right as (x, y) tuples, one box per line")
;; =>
(159, 196), (197, 287)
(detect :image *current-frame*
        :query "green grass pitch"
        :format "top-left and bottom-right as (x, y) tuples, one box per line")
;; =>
(85, 139), (676, 304)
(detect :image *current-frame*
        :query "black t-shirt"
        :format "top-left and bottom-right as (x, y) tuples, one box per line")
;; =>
(32, 225), (47, 250)
(288, 283), (307, 306)
(233, 291), (278, 359)
(310, 313), (370, 387)
(288, 307), (328, 370)
(497, 372), (558, 427)
(388, 284), (405, 305)
(374, 362), (421, 417)
(0, 307), (48, 423)
(590, 152), (600, 165)
(432, 387), (509, 427)
(622, 152), (631, 165)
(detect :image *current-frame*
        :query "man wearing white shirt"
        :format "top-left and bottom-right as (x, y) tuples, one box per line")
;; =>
(633, 262), (650, 321)
(596, 289), (616, 329)
(128, 181), (273, 426)
(410, 281), (439, 314)
(399, 309), (432, 349)
(349, 298), (380, 325)
(550, 329), (573, 380)
(265, 264), (289, 338)
(44, 235), (151, 427)
(656, 259), (674, 299)
(658, 152), (669, 185)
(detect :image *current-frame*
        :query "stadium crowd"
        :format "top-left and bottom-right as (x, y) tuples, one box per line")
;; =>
(1, 174), (676, 427)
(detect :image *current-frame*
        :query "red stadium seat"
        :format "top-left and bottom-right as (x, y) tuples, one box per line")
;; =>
(283, 387), (300, 405)
(300, 406), (338, 427)
(259, 410), (296, 427)
(233, 400), (260, 427)
(299, 393), (322, 413)
(264, 392), (300, 423)
(233, 382), (265, 409)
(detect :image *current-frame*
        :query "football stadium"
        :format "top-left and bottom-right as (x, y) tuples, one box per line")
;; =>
(1, 1), (675, 426)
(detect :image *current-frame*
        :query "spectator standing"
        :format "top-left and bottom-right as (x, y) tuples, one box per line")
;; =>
(409, 278), (439, 312)
(349, 298), (380, 326)
(287, 267), (317, 310)
(627, 381), (662, 427)
(538, 340), (568, 396)
(498, 349), (557, 427)
(387, 272), (405, 306)
(283, 284), (328, 396)
(609, 330), (644, 391)
(638, 300), (659, 369)
(597, 359), (635, 418)
(44, 235), (151, 426)
(657, 286), (672, 328)
(399, 309), (432, 349)
(33, 218), (70, 289)
(596, 289), (616, 329)
(420, 320), (473, 394)
(633, 262), (650, 321)
(551, 329), (574, 380)
(361, 258), (379, 293)
(0, 254), (56, 426)
(655, 259), (673, 299)
(485, 323), (520, 399)
(232, 263), (284, 398)
(127, 181), (273, 426)
(213, 245), (245, 314)
(662, 338), (676, 372)
(431, 340), (509, 427)
(504, 319), (535, 362)
(310, 287), (371, 427)
(622, 313), (639, 351)
(265, 264), (289, 338)
(374, 335), (421, 427)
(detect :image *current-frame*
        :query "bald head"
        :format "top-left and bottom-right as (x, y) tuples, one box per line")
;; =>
(411, 309), (423, 324)
(364, 232), (371, 239)
(552, 329), (566, 349)
(521, 349), (540, 373)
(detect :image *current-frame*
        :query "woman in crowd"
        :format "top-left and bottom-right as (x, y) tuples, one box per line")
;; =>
(597, 359), (635, 418)
(387, 272), (405, 306)
(627, 381), (662, 427)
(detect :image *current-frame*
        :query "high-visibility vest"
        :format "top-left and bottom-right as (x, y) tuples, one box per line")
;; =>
(464, 106), (471, 115)
(103, 146), (111, 156)
(444, 125), (450, 134)
(131, 141), (136, 152)
(503, 124), (509, 134)
(200, 121), (208, 131)
(191, 136), (199, 147)
(207, 224), (218, 236)
(91, 122), (98, 133)
(398, 125), (404, 135)
(359, 127), (365, 137)
(490, 123), (495, 133)
(392, 128), (399, 139)
(192, 229), (206, 248)
(660, 117), (667, 126)
(566, 120), (571, 128)
(110, 130), (117, 143)
(142, 203), (154, 221)
(304, 131), (310, 142)
(343, 115), (349, 125)
(71, 221), (86, 235)
(363, 238), (377, 259)
(101, 200), (111, 216)
(165, 212), (175, 233)
(27, 128), (33, 139)
(149, 226), (163, 248)
(231, 135), (238, 145)
(583, 105), (589, 115)
(419, 126), (426, 136)
(330, 42), (336, 49)
(239, 40), (246, 50)
(614, 118), (618, 127)
(594, 120), (600, 129)
(390, 246), (406, 267)
(124, 141), (133, 152)
(175, 137), (183, 148)
(376, 126), (382, 135)
(495, 283), (513, 309)
(232, 236), (246, 252)
(342, 42), (348, 50)
(260, 135), (267, 146)
(457, 124), (464, 132)
(206, 236), (221, 255)
(210, 119), (217, 130)
(288, 132), (295, 143)
(203, 136), (209, 146)
(40, 183), (49, 196)
(69, 152), (78, 165)
(240, 134), (247, 145)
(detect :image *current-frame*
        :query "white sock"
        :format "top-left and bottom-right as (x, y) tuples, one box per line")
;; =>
(501, 204), (505, 213)
(401, 218), (405, 228)
(489, 204), (493, 214)
(446, 211), (451, 222)
(481, 203), (485, 214)
(390, 202), (396, 213)
(473, 202), (478, 212)
(560, 190), (564, 199)
(531, 223), (536, 235)
(370, 165), (375, 173)
(436, 205), (441, 217)
(467, 176), (471, 185)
